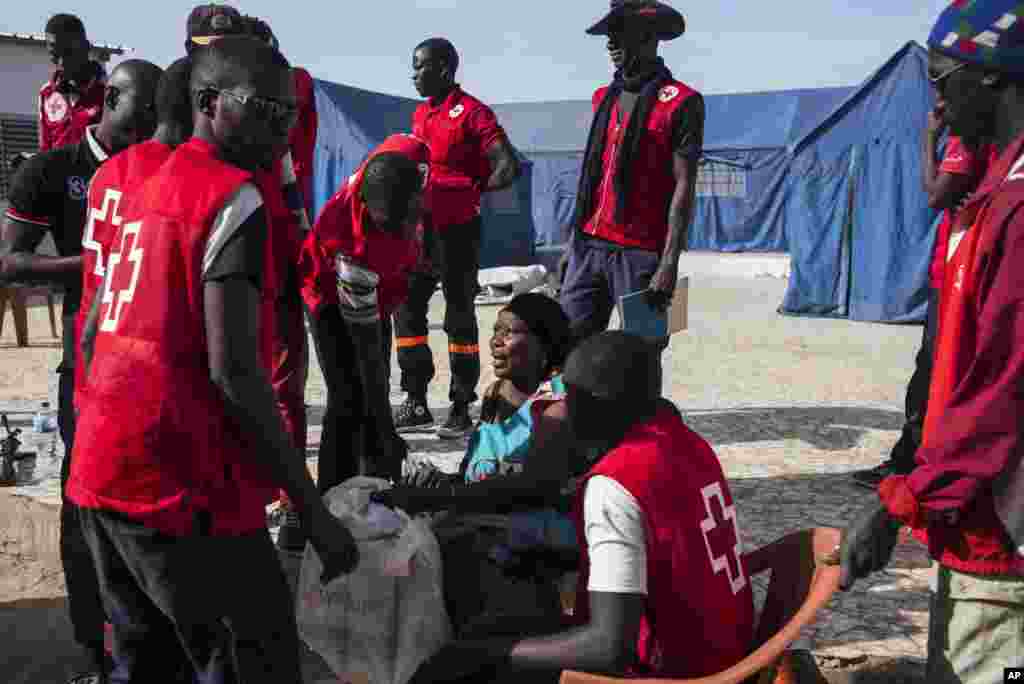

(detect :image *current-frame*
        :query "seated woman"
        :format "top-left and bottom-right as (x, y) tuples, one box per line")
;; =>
(373, 292), (581, 634)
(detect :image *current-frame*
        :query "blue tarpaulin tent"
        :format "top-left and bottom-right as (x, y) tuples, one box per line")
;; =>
(310, 42), (936, 321)
(781, 42), (937, 322)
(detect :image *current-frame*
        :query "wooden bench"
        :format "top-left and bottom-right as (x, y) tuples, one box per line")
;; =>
(0, 285), (59, 347)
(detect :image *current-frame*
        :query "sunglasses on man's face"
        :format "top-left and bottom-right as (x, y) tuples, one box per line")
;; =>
(929, 62), (968, 88)
(203, 88), (299, 128)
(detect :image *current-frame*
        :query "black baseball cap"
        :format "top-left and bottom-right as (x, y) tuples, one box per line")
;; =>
(187, 4), (245, 47)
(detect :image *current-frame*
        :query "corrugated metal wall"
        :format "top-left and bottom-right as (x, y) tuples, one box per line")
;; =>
(0, 113), (39, 201)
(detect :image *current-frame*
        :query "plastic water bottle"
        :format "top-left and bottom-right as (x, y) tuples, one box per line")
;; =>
(33, 402), (55, 433)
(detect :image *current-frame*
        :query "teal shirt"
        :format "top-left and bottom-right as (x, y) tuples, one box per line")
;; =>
(460, 375), (576, 551)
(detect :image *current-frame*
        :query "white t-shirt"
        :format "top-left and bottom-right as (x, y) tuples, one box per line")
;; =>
(583, 475), (648, 594)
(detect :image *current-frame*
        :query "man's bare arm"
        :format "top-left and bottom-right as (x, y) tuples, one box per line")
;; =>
(664, 154), (697, 263)
(505, 592), (643, 673)
(411, 592), (644, 682)
(79, 271), (107, 381)
(483, 137), (522, 193)
(0, 217), (81, 284)
(646, 154), (696, 308)
(204, 278), (325, 518)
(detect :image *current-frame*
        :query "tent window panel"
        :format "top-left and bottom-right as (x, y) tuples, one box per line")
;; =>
(484, 185), (521, 214)
(696, 162), (747, 199)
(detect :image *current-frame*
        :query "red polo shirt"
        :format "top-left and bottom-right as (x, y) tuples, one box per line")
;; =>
(928, 137), (995, 290)
(412, 85), (505, 228)
(38, 63), (106, 152)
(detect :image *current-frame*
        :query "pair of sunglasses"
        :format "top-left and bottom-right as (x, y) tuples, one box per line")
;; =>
(202, 87), (298, 128)
(929, 62), (967, 88)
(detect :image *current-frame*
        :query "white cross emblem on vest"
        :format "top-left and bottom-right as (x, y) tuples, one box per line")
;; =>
(100, 220), (145, 333)
(699, 482), (747, 595)
(83, 188), (123, 279)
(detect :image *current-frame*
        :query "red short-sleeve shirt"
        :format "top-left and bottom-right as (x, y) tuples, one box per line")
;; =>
(929, 138), (995, 289)
(412, 86), (505, 228)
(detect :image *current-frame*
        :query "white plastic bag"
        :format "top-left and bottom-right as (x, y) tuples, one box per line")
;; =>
(296, 477), (451, 684)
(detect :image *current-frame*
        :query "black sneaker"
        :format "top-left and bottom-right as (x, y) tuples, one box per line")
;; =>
(851, 462), (906, 489)
(276, 509), (306, 553)
(437, 404), (473, 440)
(395, 397), (434, 433)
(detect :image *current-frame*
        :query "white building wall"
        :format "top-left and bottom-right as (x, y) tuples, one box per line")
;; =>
(0, 42), (53, 117)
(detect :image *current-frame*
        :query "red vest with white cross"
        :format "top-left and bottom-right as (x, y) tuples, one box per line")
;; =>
(75, 140), (173, 409)
(582, 81), (697, 252)
(573, 404), (754, 678)
(67, 138), (276, 537)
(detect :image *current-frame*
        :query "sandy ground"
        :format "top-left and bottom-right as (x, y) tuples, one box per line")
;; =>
(1, 272), (932, 683)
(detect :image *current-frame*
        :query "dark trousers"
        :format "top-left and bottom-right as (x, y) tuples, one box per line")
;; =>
(559, 237), (668, 391)
(79, 508), (301, 684)
(57, 368), (107, 662)
(887, 287), (940, 472)
(309, 304), (394, 493)
(559, 236), (664, 343)
(395, 217), (482, 406)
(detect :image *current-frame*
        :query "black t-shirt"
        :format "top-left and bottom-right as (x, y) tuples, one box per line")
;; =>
(201, 183), (268, 290)
(5, 135), (104, 364)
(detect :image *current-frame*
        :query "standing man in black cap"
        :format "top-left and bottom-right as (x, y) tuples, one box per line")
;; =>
(184, 3), (246, 54)
(395, 37), (522, 439)
(560, 1), (702, 356)
(39, 14), (107, 152)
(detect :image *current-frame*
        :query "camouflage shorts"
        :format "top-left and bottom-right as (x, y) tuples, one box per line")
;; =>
(927, 564), (1024, 684)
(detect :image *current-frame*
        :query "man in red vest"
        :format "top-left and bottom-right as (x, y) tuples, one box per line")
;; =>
(409, 332), (753, 683)
(39, 14), (107, 152)
(76, 57), (195, 410)
(395, 37), (521, 438)
(560, 0), (702, 359)
(842, 3), (1024, 681)
(299, 134), (431, 500)
(68, 37), (357, 681)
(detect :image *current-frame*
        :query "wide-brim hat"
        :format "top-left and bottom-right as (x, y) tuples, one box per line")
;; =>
(586, 0), (686, 41)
